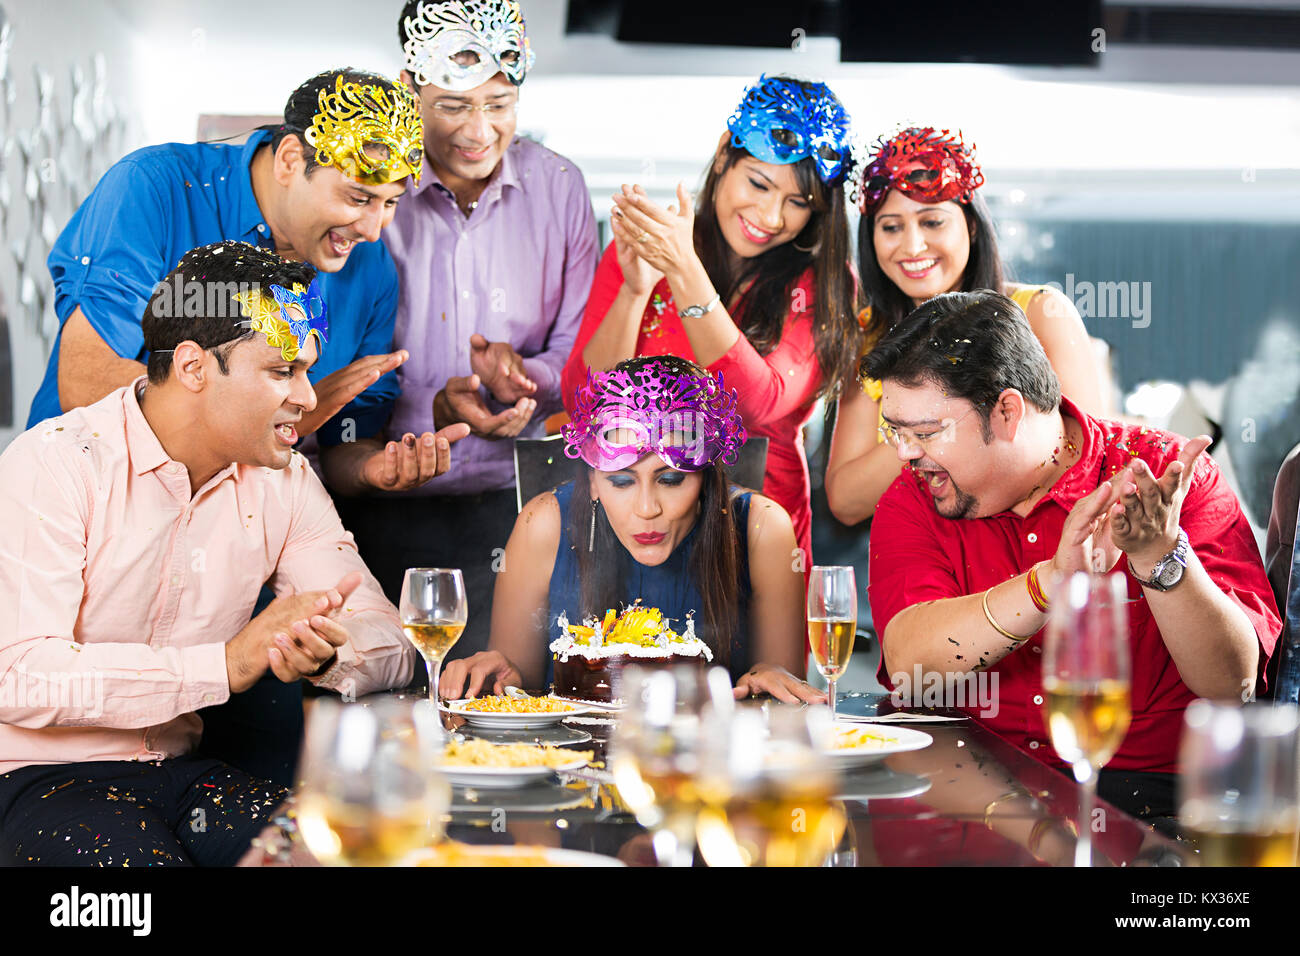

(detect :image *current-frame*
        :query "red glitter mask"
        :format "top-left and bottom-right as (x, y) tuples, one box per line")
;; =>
(853, 127), (984, 215)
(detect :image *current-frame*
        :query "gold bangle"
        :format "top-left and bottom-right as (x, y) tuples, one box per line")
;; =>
(1027, 816), (1056, 860)
(982, 587), (1029, 643)
(983, 789), (1029, 830)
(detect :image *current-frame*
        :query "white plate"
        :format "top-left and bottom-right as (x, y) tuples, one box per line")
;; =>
(438, 756), (589, 790)
(823, 723), (934, 768)
(402, 845), (624, 867)
(442, 697), (591, 729)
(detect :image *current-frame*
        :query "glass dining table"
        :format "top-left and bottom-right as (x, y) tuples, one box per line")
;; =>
(387, 689), (1195, 868)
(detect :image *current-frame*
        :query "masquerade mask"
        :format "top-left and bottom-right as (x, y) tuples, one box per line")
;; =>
(402, 0), (534, 91)
(563, 360), (747, 472)
(306, 75), (424, 186)
(851, 126), (984, 214)
(726, 74), (853, 184)
(233, 279), (328, 362)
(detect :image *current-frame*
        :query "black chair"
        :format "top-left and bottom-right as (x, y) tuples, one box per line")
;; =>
(512, 435), (770, 512)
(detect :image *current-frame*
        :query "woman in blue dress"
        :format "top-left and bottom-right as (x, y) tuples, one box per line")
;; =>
(440, 355), (821, 703)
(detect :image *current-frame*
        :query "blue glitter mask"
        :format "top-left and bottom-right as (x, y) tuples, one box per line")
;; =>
(234, 277), (329, 362)
(726, 75), (853, 184)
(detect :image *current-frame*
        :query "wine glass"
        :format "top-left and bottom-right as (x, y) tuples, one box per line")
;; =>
(295, 697), (450, 866)
(808, 566), (857, 721)
(1041, 571), (1132, 867)
(1179, 701), (1300, 866)
(400, 568), (468, 705)
(609, 664), (734, 867)
(696, 704), (846, 867)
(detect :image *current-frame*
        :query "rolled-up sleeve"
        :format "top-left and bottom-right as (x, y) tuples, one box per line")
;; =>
(269, 460), (416, 694)
(47, 158), (175, 360)
(0, 433), (231, 730)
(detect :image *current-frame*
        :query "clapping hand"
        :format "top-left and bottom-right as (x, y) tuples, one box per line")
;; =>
(360, 424), (470, 491)
(435, 374), (536, 440)
(469, 334), (537, 405)
(1110, 435), (1210, 573)
(609, 184), (665, 295)
(609, 182), (698, 281)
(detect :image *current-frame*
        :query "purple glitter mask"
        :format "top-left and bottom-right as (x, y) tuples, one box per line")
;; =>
(563, 360), (747, 472)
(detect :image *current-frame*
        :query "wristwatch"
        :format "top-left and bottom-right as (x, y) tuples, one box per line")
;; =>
(679, 293), (721, 320)
(1129, 528), (1190, 591)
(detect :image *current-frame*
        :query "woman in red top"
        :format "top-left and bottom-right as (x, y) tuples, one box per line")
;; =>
(561, 75), (860, 567)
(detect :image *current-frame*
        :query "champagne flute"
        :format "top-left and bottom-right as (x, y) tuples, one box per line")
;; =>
(400, 568), (468, 705)
(696, 704), (846, 867)
(1042, 571), (1132, 868)
(808, 566), (857, 721)
(1179, 701), (1300, 866)
(295, 697), (450, 866)
(609, 664), (734, 867)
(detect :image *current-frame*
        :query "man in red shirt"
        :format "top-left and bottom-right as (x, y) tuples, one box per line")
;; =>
(865, 290), (1279, 817)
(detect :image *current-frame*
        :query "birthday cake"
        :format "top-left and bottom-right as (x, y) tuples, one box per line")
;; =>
(549, 604), (712, 703)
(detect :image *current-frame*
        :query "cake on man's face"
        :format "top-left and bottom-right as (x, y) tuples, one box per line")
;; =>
(549, 604), (712, 703)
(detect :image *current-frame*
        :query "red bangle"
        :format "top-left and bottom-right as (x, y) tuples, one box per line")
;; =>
(1026, 565), (1050, 613)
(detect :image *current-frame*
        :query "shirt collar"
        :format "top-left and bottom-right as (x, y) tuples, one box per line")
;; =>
(125, 378), (171, 476)
(1042, 395), (1107, 510)
(417, 136), (523, 208)
(237, 130), (273, 240)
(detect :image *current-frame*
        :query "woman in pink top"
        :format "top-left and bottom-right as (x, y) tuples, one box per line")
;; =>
(561, 75), (861, 567)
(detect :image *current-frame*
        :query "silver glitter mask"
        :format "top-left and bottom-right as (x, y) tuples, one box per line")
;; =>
(402, 0), (535, 91)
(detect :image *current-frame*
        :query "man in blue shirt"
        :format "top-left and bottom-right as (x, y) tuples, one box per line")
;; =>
(30, 67), (467, 493)
(27, 68), (472, 785)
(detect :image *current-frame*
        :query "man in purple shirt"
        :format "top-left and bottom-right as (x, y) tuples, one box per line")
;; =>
(326, 0), (598, 661)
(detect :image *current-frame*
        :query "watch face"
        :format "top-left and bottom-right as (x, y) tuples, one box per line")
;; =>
(1156, 560), (1183, 588)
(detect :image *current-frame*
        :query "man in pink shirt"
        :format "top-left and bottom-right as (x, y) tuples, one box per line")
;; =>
(0, 242), (423, 865)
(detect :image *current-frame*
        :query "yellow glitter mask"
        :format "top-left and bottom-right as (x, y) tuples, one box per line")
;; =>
(232, 280), (328, 363)
(306, 75), (424, 186)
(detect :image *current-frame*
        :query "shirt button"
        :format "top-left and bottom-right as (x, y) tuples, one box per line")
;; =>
(1032, 694), (1044, 705)
(170, 574), (182, 586)
(1027, 532), (1038, 543)
(257, 224), (266, 234)
(80, 256), (91, 265)
(1028, 741), (1040, 750)
(1032, 646), (1042, 655)
(461, 290), (470, 299)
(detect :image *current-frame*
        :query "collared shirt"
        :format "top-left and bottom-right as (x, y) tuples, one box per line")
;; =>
(0, 380), (416, 774)
(29, 131), (400, 447)
(378, 136), (598, 495)
(868, 397), (1281, 774)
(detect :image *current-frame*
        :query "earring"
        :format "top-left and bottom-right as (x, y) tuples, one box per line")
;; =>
(793, 238), (819, 254)
(588, 498), (598, 552)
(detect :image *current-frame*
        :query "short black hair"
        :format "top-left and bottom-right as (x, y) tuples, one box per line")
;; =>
(861, 290), (1061, 430)
(142, 241), (318, 384)
(268, 67), (401, 176)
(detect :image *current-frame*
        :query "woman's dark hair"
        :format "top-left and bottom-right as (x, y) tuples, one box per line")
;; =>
(142, 241), (318, 384)
(857, 189), (1004, 350)
(263, 68), (397, 176)
(566, 356), (743, 667)
(694, 78), (861, 399)
(861, 290), (1060, 436)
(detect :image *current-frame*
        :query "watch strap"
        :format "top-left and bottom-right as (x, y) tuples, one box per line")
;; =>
(679, 293), (721, 319)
